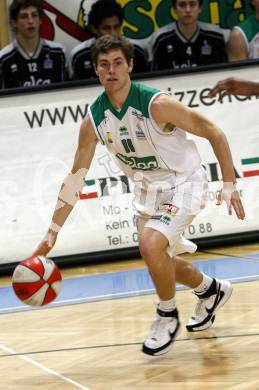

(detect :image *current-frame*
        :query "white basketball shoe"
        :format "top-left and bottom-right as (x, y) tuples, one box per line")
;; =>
(186, 278), (233, 332)
(142, 307), (181, 356)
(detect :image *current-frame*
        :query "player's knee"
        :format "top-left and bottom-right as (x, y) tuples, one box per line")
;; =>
(139, 230), (168, 262)
(176, 263), (193, 279)
(174, 257), (198, 284)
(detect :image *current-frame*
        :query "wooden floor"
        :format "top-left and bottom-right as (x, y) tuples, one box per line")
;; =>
(0, 243), (259, 389)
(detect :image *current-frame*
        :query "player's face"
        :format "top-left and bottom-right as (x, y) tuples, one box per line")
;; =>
(95, 16), (122, 37)
(94, 49), (133, 92)
(174, 1), (202, 25)
(12, 6), (41, 39)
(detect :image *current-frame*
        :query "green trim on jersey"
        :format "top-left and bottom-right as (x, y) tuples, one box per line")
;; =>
(89, 93), (106, 130)
(238, 14), (259, 42)
(89, 82), (160, 127)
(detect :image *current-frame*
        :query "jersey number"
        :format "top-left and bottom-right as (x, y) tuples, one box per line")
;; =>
(121, 139), (135, 153)
(28, 62), (38, 72)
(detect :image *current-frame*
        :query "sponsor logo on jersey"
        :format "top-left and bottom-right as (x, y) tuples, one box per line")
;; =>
(119, 126), (129, 136)
(116, 153), (159, 171)
(84, 60), (92, 69)
(186, 46), (192, 56)
(43, 55), (53, 69)
(135, 130), (146, 139)
(10, 63), (18, 73)
(107, 132), (113, 143)
(132, 109), (144, 121)
(23, 76), (51, 86)
(135, 124), (145, 139)
(201, 40), (212, 55)
(166, 44), (174, 53)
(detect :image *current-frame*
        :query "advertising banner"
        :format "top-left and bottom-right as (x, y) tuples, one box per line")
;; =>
(0, 64), (259, 264)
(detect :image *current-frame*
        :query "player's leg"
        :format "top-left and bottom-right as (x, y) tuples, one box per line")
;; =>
(169, 167), (233, 332)
(139, 226), (181, 356)
(174, 255), (203, 287)
(139, 227), (176, 300)
(174, 256), (233, 331)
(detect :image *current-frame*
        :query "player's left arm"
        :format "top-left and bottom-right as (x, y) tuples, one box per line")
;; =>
(151, 94), (245, 220)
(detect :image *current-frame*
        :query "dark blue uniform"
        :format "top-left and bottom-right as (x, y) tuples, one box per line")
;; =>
(151, 22), (228, 71)
(0, 39), (67, 89)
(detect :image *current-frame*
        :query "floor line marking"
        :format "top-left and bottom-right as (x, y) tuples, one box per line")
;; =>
(200, 250), (259, 261)
(0, 343), (91, 390)
(1, 332), (259, 358)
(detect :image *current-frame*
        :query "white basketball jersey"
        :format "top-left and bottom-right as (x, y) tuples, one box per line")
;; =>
(88, 82), (203, 215)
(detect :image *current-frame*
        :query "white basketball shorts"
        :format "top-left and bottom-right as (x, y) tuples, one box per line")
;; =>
(136, 167), (208, 257)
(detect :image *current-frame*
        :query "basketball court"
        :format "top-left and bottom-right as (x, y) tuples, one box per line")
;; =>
(0, 243), (259, 390)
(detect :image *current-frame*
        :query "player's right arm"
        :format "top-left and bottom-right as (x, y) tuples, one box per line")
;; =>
(32, 115), (98, 256)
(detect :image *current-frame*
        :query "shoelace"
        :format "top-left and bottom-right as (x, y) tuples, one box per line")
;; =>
(193, 294), (217, 317)
(193, 299), (205, 317)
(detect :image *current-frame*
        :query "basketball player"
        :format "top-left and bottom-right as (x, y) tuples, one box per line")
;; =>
(209, 77), (259, 98)
(33, 35), (245, 356)
(150, 0), (228, 71)
(0, 0), (66, 89)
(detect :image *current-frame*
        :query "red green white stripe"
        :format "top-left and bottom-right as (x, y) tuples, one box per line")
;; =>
(242, 157), (259, 177)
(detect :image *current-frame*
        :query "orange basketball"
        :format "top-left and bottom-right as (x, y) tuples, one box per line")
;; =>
(12, 256), (62, 306)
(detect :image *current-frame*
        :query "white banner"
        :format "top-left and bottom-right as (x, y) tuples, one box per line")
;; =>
(1, 64), (259, 263)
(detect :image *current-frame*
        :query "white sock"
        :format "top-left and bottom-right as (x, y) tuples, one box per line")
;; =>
(158, 297), (176, 312)
(194, 273), (213, 294)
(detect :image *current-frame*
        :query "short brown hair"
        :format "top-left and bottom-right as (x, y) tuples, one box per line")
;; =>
(91, 35), (134, 66)
(172, 0), (203, 7)
(9, 0), (43, 21)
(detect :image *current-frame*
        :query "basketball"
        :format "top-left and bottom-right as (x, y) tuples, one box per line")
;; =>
(12, 256), (62, 306)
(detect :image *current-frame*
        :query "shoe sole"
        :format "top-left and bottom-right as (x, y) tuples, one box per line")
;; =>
(142, 325), (182, 356)
(186, 281), (233, 332)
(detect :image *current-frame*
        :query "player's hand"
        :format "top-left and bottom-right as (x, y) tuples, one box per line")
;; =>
(209, 78), (235, 100)
(216, 182), (245, 220)
(32, 229), (58, 257)
(209, 77), (251, 100)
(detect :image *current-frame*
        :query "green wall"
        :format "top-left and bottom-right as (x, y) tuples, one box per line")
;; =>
(119, 0), (254, 39)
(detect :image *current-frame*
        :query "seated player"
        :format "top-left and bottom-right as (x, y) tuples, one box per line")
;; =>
(68, 0), (149, 80)
(150, 0), (228, 71)
(0, 0), (67, 89)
